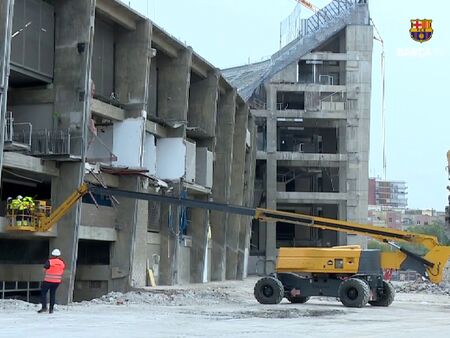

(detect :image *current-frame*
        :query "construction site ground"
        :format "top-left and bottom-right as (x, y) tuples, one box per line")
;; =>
(1, 277), (450, 338)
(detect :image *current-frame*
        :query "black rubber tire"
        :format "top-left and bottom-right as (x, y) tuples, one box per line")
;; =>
(338, 278), (370, 308)
(369, 281), (395, 307)
(254, 277), (284, 304)
(286, 294), (310, 304)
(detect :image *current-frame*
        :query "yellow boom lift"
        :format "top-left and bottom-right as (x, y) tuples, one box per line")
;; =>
(6, 184), (450, 308)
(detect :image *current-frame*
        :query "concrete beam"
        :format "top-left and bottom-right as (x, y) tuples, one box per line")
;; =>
(3, 152), (59, 176)
(187, 70), (219, 138)
(96, 0), (137, 31)
(152, 32), (179, 58)
(301, 52), (349, 61)
(277, 192), (348, 204)
(79, 226), (117, 241)
(84, 172), (119, 188)
(7, 88), (54, 105)
(191, 56), (209, 78)
(91, 99), (125, 121)
(157, 48), (192, 125)
(276, 153), (348, 162)
(115, 20), (152, 111)
(210, 89), (236, 281)
(252, 109), (347, 119)
(145, 120), (168, 138)
(272, 83), (346, 93)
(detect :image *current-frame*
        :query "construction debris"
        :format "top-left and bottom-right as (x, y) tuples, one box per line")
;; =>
(83, 288), (238, 307)
(394, 280), (450, 296)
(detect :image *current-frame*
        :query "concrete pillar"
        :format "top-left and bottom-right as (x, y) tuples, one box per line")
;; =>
(189, 195), (209, 283)
(130, 180), (150, 288)
(115, 20), (153, 112)
(110, 176), (138, 291)
(157, 48), (192, 126)
(188, 70), (219, 137)
(210, 88), (236, 281)
(344, 25), (373, 247)
(0, 0), (14, 181)
(264, 85), (278, 273)
(50, 0), (95, 304)
(226, 103), (249, 280)
(159, 185), (181, 285)
(237, 114), (257, 279)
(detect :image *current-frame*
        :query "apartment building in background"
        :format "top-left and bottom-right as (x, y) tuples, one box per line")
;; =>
(224, 0), (373, 274)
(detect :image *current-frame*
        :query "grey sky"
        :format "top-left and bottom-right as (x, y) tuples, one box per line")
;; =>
(129, 0), (450, 210)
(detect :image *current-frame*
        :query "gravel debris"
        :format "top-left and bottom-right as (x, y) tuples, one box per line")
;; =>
(79, 287), (239, 307)
(394, 280), (450, 295)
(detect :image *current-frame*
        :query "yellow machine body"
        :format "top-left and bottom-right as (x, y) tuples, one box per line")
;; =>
(276, 245), (362, 274)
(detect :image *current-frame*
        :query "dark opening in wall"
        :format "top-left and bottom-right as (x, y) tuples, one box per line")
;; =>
(148, 200), (161, 233)
(0, 172), (51, 216)
(277, 91), (304, 110)
(77, 240), (110, 265)
(0, 239), (49, 264)
(82, 192), (112, 207)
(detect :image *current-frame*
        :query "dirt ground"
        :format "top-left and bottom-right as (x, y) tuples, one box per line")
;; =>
(1, 277), (450, 338)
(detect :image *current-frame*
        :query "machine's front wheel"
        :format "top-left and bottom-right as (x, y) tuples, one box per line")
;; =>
(369, 281), (395, 307)
(254, 277), (284, 304)
(338, 278), (370, 308)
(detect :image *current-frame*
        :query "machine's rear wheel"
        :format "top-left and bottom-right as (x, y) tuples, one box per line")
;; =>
(338, 278), (370, 308)
(286, 294), (310, 304)
(369, 281), (395, 307)
(254, 277), (284, 304)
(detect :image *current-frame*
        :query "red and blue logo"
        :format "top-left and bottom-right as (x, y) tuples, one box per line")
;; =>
(410, 19), (433, 43)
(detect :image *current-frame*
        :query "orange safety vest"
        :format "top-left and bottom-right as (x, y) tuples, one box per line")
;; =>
(44, 258), (65, 284)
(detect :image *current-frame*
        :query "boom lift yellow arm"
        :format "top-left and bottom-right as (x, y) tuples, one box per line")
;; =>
(7, 184), (450, 283)
(255, 208), (450, 284)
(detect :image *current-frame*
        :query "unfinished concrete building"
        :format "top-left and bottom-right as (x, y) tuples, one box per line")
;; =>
(223, 0), (372, 274)
(0, 0), (255, 303)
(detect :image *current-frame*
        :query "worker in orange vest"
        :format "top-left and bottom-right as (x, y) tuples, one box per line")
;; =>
(38, 248), (65, 314)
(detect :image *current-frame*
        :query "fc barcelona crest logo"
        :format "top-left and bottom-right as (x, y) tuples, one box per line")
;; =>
(410, 19), (433, 43)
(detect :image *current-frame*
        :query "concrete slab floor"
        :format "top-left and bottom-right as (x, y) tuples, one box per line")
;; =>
(1, 277), (449, 338)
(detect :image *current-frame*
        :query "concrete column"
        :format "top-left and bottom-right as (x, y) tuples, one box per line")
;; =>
(237, 114), (257, 279)
(188, 70), (219, 137)
(210, 88), (236, 281)
(115, 20), (153, 112)
(130, 180), (150, 288)
(157, 48), (192, 126)
(0, 0), (14, 182)
(226, 103), (249, 280)
(50, 0), (95, 304)
(110, 176), (137, 291)
(189, 195), (209, 283)
(344, 25), (373, 247)
(159, 185), (181, 285)
(264, 85), (278, 273)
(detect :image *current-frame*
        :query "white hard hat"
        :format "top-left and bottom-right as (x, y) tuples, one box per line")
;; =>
(51, 248), (61, 256)
(17, 195), (23, 199)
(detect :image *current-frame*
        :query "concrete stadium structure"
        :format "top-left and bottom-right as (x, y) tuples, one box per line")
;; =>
(0, 0), (255, 303)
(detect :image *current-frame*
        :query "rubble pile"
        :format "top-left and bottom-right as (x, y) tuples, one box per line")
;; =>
(84, 287), (236, 306)
(394, 280), (450, 295)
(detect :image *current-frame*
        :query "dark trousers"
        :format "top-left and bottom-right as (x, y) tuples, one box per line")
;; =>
(40, 281), (60, 310)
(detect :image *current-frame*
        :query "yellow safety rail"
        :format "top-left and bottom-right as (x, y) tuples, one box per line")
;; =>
(6, 184), (89, 232)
